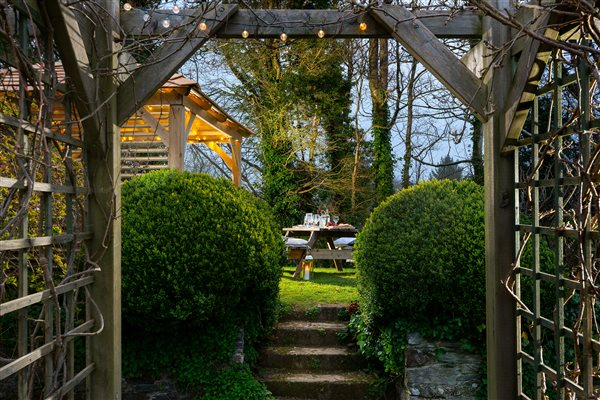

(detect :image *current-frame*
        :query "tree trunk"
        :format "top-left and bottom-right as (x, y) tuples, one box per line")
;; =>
(401, 59), (418, 189)
(369, 38), (394, 202)
(471, 116), (484, 185)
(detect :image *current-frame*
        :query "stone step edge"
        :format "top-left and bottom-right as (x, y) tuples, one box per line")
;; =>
(259, 369), (372, 384)
(280, 304), (350, 322)
(276, 321), (348, 331)
(275, 398), (317, 400)
(261, 345), (358, 356)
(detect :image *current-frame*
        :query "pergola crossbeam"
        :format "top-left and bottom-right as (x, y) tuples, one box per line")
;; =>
(120, 8), (482, 39)
(370, 5), (489, 121)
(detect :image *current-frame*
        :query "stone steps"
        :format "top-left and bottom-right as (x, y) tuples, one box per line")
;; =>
(275, 397), (317, 400)
(262, 369), (371, 400)
(280, 304), (347, 322)
(259, 304), (371, 400)
(269, 321), (347, 346)
(259, 345), (365, 371)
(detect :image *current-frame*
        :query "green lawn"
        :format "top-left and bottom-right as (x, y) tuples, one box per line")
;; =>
(278, 265), (359, 311)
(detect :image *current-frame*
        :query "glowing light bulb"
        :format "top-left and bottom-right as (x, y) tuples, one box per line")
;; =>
(198, 21), (208, 31)
(123, 2), (132, 11)
(143, 13), (150, 21)
(162, 18), (171, 28)
(280, 32), (287, 41)
(317, 29), (325, 38)
(241, 30), (249, 38)
(172, 4), (181, 13)
(359, 22), (367, 31)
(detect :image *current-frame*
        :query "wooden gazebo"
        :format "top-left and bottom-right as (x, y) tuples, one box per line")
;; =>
(121, 73), (253, 184)
(0, 67), (252, 185)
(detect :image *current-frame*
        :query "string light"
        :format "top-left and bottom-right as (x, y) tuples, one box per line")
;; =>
(143, 13), (150, 22)
(241, 30), (249, 38)
(317, 29), (325, 38)
(162, 19), (171, 28)
(172, 4), (181, 13)
(123, 2), (132, 11)
(198, 21), (208, 31)
(359, 22), (367, 31)
(280, 32), (287, 41)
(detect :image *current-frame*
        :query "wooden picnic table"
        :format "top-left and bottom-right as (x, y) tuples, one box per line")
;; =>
(283, 225), (358, 278)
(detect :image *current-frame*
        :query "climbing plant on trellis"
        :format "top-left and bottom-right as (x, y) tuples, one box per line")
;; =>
(0, 6), (107, 399)
(510, 48), (600, 397)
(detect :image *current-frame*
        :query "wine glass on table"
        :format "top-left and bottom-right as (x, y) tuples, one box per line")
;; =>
(332, 215), (339, 225)
(304, 213), (313, 227)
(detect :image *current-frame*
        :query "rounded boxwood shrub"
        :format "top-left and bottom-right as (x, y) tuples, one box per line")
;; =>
(355, 179), (485, 334)
(121, 169), (284, 332)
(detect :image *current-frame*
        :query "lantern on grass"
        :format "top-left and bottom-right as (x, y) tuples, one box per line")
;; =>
(302, 255), (314, 281)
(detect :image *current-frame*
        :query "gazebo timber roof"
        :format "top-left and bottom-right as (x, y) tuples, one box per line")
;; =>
(121, 73), (253, 183)
(0, 65), (253, 184)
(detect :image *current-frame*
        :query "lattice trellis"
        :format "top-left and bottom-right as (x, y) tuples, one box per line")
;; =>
(513, 48), (600, 398)
(0, 9), (98, 399)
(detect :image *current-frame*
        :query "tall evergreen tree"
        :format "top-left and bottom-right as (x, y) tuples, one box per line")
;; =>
(430, 155), (464, 180)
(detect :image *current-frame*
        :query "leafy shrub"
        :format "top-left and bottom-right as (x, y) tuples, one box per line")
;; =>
(355, 179), (486, 336)
(122, 169), (284, 331)
(121, 170), (284, 395)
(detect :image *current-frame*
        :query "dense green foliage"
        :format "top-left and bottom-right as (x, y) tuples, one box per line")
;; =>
(123, 320), (274, 399)
(220, 5), (362, 226)
(121, 169), (284, 398)
(350, 180), (486, 376)
(355, 180), (485, 330)
(122, 169), (283, 327)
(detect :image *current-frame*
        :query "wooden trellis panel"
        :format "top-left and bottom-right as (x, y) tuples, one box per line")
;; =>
(0, 8), (99, 400)
(511, 50), (600, 398)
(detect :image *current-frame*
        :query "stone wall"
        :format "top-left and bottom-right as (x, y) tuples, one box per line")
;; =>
(399, 333), (482, 400)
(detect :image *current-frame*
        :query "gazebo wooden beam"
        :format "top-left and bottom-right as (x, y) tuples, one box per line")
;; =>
(120, 8), (483, 39)
(137, 107), (170, 146)
(370, 4), (489, 121)
(230, 139), (242, 187)
(116, 4), (239, 126)
(182, 96), (245, 141)
(168, 104), (186, 169)
(205, 141), (234, 171)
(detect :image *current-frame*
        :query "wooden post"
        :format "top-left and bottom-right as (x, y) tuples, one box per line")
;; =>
(86, 1), (121, 399)
(169, 104), (186, 170)
(230, 138), (241, 186)
(483, 7), (517, 398)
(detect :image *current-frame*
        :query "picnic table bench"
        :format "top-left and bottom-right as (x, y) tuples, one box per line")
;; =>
(283, 225), (358, 278)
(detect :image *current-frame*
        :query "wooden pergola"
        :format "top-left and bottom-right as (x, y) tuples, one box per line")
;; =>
(0, 1), (597, 399)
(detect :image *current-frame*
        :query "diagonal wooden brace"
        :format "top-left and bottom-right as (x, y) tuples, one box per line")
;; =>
(44, 0), (99, 135)
(117, 3), (239, 125)
(502, 10), (559, 146)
